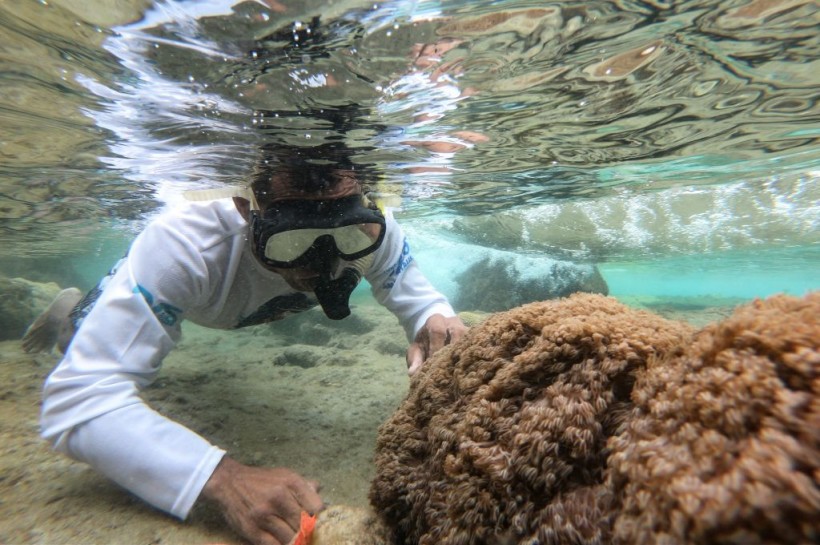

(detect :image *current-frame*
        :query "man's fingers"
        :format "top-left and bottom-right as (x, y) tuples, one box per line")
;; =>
(406, 343), (424, 375)
(408, 357), (424, 376)
(257, 514), (294, 545)
(428, 324), (450, 354)
(450, 323), (468, 343)
(293, 483), (324, 516)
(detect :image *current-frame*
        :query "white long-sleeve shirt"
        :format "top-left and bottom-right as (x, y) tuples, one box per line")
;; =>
(40, 198), (454, 519)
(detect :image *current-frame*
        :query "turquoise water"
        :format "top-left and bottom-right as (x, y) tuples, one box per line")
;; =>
(601, 246), (819, 299)
(407, 236), (818, 304)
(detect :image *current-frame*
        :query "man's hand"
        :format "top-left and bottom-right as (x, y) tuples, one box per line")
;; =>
(406, 313), (468, 375)
(201, 456), (323, 545)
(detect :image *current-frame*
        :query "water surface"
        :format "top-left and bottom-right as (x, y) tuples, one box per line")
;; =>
(1, 0), (818, 299)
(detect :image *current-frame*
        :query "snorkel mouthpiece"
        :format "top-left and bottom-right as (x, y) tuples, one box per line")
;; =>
(314, 267), (361, 320)
(313, 254), (373, 320)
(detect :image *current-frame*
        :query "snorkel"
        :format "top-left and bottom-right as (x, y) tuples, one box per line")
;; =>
(313, 253), (374, 320)
(262, 228), (372, 320)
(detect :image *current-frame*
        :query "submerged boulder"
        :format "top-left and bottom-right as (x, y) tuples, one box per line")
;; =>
(0, 276), (61, 341)
(454, 255), (608, 312)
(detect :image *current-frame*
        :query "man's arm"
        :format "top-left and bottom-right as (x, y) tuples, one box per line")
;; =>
(40, 252), (225, 518)
(366, 215), (467, 373)
(41, 202), (325, 545)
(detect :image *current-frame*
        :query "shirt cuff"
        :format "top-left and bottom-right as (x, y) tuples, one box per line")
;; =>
(172, 446), (226, 519)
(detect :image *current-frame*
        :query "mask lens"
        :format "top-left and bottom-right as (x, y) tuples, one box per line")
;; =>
(264, 223), (383, 264)
(331, 224), (382, 255)
(265, 229), (326, 262)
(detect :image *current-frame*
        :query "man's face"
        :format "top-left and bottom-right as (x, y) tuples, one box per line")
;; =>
(254, 202), (347, 293)
(267, 263), (335, 292)
(264, 220), (382, 292)
(248, 169), (362, 292)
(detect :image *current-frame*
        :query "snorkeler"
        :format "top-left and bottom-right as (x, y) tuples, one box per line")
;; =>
(24, 142), (467, 545)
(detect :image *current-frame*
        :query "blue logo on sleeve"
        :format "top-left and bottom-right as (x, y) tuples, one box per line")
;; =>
(382, 238), (414, 289)
(134, 284), (182, 326)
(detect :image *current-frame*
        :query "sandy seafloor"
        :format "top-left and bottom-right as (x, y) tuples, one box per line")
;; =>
(0, 292), (746, 545)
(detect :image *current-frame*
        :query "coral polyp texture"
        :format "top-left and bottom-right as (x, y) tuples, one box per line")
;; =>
(369, 293), (693, 544)
(369, 292), (820, 545)
(608, 292), (820, 545)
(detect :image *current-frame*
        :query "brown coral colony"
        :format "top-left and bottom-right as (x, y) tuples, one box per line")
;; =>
(370, 292), (820, 545)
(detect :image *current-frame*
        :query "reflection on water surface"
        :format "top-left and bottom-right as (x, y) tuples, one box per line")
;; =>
(0, 0), (817, 294)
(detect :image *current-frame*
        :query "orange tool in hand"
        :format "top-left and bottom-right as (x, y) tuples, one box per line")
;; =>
(289, 511), (317, 545)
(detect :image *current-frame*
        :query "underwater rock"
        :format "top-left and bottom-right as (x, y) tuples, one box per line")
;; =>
(272, 345), (357, 368)
(272, 346), (322, 368)
(0, 276), (61, 342)
(0, 255), (84, 288)
(314, 505), (391, 544)
(370, 292), (819, 544)
(453, 256), (608, 312)
(270, 306), (378, 344)
(373, 337), (407, 358)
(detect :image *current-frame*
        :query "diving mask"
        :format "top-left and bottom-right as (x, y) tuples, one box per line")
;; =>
(183, 187), (386, 320)
(250, 195), (386, 269)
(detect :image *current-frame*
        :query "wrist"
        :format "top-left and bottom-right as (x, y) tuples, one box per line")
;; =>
(201, 455), (239, 504)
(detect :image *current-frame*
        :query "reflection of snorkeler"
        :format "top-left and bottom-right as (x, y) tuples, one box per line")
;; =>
(241, 8), (487, 161)
(380, 34), (488, 178)
(23, 142), (466, 545)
